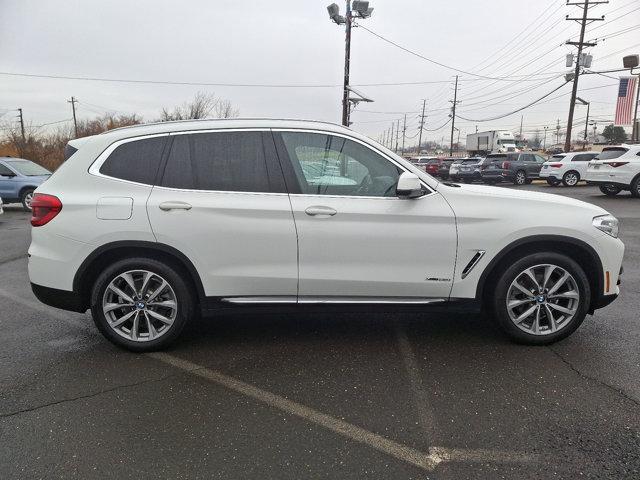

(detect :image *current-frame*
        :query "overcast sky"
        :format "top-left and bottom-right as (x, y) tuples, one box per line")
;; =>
(1, 0), (638, 146)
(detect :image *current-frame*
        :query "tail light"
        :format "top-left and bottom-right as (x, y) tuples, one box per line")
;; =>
(31, 194), (62, 227)
(549, 163), (563, 168)
(501, 161), (511, 169)
(604, 162), (629, 168)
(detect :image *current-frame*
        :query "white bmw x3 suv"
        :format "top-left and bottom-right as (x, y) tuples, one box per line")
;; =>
(28, 119), (624, 351)
(585, 144), (640, 197)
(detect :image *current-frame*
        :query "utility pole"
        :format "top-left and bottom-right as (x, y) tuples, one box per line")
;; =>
(401, 114), (407, 155)
(543, 126), (548, 150)
(341, 1), (352, 126)
(17, 108), (25, 141)
(519, 115), (523, 139)
(556, 119), (561, 145)
(584, 101), (590, 150)
(395, 118), (400, 153)
(564, 0), (606, 152)
(449, 75), (459, 157)
(417, 99), (426, 154)
(68, 96), (78, 137)
(390, 122), (395, 152)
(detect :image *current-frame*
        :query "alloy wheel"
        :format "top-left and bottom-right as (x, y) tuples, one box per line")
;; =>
(564, 173), (579, 186)
(102, 270), (178, 342)
(515, 171), (526, 185)
(506, 264), (580, 335)
(24, 192), (34, 210)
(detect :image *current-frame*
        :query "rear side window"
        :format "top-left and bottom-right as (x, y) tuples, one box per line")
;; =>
(0, 163), (14, 176)
(572, 153), (597, 162)
(100, 136), (167, 185)
(160, 131), (284, 193)
(596, 148), (627, 160)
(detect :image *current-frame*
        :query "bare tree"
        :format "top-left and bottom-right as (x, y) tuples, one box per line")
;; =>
(159, 92), (239, 121)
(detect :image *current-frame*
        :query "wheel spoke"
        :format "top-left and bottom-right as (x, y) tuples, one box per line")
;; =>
(544, 304), (557, 332)
(140, 271), (153, 296)
(108, 284), (134, 304)
(549, 290), (579, 300)
(109, 309), (137, 328)
(515, 305), (538, 324)
(104, 302), (133, 313)
(508, 298), (534, 309)
(144, 312), (157, 340)
(513, 280), (535, 298)
(523, 268), (541, 291)
(147, 299), (177, 309)
(147, 280), (168, 303)
(542, 265), (555, 291)
(119, 272), (137, 296)
(146, 308), (174, 325)
(533, 306), (541, 334)
(548, 272), (570, 296)
(547, 303), (575, 315)
(131, 311), (140, 340)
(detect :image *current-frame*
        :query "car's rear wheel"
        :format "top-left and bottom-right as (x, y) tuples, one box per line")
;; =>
(630, 176), (640, 198)
(546, 178), (560, 186)
(490, 252), (590, 345)
(21, 188), (35, 211)
(599, 184), (621, 196)
(562, 171), (580, 187)
(90, 257), (194, 351)
(514, 170), (527, 185)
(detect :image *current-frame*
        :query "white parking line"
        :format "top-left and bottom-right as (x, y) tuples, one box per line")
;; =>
(0, 287), (541, 471)
(149, 351), (541, 472)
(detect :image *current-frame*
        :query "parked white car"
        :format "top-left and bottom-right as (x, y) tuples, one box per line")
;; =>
(585, 144), (640, 197)
(28, 119), (624, 351)
(540, 151), (599, 187)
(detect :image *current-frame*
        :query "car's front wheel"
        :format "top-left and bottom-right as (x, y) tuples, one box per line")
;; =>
(631, 176), (640, 198)
(490, 252), (590, 345)
(90, 257), (194, 351)
(599, 184), (622, 196)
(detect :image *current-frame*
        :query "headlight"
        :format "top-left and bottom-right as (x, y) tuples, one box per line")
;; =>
(593, 214), (619, 238)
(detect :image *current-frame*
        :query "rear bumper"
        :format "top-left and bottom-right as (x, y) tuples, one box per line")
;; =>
(31, 283), (87, 313)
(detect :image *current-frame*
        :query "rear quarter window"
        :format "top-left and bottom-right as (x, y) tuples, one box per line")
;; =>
(99, 136), (167, 185)
(596, 148), (628, 160)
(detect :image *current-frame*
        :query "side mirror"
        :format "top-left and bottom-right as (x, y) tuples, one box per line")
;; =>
(396, 172), (424, 199)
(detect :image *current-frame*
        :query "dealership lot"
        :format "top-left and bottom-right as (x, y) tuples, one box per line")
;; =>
(0, 184), (639, 479)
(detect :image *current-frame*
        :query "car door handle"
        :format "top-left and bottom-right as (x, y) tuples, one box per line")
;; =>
(305, 205), (337, 217)
(159, 201), (192, 211)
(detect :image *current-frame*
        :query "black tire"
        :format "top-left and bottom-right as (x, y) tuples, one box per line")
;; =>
(489, 252), (590, 345)
(513, 170), (526, 185)
(20, 188), (35, 212)
(631, 176), (640, 198)
(546, 178), (560, 186)
(90, 257), (194, 352)
(525, 178), (533, 185)
(562, 171), (580, 187)
(599, 184), (621, 196)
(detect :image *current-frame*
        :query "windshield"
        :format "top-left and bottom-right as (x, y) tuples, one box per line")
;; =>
(462, 159), (480, 164)
(596, 148), (627, 160)
(551, 155), (565, 160)
(6, 160), (51, 176)
(498, 139), (515, 145)
(427, 159), (440, 165)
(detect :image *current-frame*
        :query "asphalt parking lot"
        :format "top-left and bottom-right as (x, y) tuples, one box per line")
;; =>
(0, 183), (639, 479)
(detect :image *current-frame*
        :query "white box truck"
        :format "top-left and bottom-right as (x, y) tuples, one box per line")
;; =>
(466, 130), (517, 155)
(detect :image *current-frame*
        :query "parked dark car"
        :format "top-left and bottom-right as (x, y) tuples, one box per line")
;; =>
(480, 152), (547, 185)
(436, 158), (456, 179)
(449, 157), (484, 183)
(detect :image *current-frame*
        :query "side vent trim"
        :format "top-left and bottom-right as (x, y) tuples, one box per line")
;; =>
(461, 250), (486, 279)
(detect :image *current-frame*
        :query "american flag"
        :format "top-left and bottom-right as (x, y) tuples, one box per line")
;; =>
(614, 77), (637, 126)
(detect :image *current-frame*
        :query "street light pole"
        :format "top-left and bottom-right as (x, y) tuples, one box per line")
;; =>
(584, 101), (590, 150)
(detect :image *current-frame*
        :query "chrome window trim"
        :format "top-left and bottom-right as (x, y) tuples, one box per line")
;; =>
(272, 128), (435, 198)
(88, 132), (172, 188)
